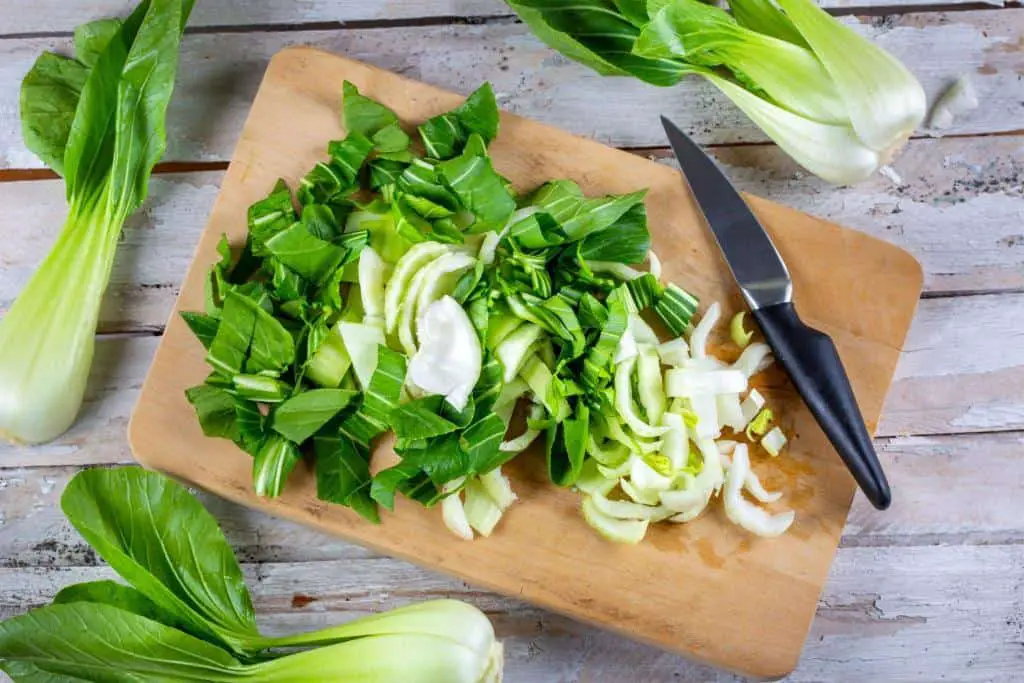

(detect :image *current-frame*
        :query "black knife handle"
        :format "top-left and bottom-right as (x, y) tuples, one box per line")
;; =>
(752, 302), (891, 510)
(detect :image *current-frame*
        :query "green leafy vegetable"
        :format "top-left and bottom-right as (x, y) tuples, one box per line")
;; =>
(505, 0), (927, 184)
(0, 0), (194, 444)
(0, 467), (504, 681)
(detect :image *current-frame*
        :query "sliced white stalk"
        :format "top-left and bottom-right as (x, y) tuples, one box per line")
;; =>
(614, 326), (638, 363)
(337, 322), (386, 390)
(636, 345), (666, 426)
(664, 436), (725, 517)
(587, 260), (644, 281)
(614, 357), (669, 438)
(630, 457), (674, 492)
(499, 416), (542, 453)
(463, 477), (504, 537)
(629, 314), (660, 345)
(657, 337), (690, 366)
(688, 394), (720, 440)
(723, 444), (794, 538)
(683, 357), (726, 371)
(477, 230), (502, 265)
(441, 478), (473, 541)
(717, 440), (738, 455)
(576, 459), (618, 496)
(414, 254), (476, 330)
(717, 393), (747, 431)
(493, 378), (528, 411)
(733, 342), (774, 377)
(703, 70), (882, 185)
(744, 467), (782, 504)
(398, 251), (475, 355)
(741, 389), (766, 423)
(384, 242), (449, 333)
(761, 427), (788, 457)
(647, 249), (662, 279)
(407, 296), (482, 412)
(665, 368), (747, 398)
(597, 454), (635, 480)
(730, 311), (753, 349)
(689, 302), (721, 359)
(592, 491), (670, 521)
(659, 412), (688, 472)
(775, 0), (927, 157)
(495, 324), (544, 383)
(358, 246), (388, 328)
(620, 477), (662, 506)
(475, 471), (516, 511)
(586, 433), (630, 467)
(582, 496), (649, 544)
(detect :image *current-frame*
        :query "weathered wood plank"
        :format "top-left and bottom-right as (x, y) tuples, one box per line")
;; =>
(0, 0), (1010, 34)
(0, 291), (1020, 469)
(0, 545), (1021, 681)
(2, 432), (1021, 568)
(1, 11), (1022, 169)
(3, 134), (1022, 335)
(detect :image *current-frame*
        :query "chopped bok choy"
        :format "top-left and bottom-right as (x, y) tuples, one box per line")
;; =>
(182, 79), (793, 545)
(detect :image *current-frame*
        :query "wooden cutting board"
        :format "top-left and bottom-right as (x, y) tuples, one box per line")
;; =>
(130, 48), (922, 678)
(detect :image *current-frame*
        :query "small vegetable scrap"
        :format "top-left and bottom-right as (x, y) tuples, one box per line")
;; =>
(1, 0), (193, 444)
(184, 81), (793, 543)
(505, 0), (927, 185)
(0, 468), (503, 682)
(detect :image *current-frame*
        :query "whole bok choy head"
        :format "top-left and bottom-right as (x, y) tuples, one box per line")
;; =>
(0, 0), (193, 444)
(0, 467), (504, 682)
(506, 0), (927, 184)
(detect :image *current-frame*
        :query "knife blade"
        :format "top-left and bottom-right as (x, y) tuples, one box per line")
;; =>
(661, 116), (892, 510)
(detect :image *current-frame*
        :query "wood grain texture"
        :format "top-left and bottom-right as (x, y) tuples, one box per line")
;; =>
(0, 0), (1009, 33)
(1, 11), (1022, 168)
(4, 135), (1022, 334)
(0, 541), (1021, 682)
(125, 48), (923, 678)
(4, 432), (1022, 568)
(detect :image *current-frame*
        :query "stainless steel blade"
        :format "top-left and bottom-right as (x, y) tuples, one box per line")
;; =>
(661, 116), (792, 310)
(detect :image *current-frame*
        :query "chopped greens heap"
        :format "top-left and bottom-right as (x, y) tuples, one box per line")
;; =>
(184, 81), (791, 543)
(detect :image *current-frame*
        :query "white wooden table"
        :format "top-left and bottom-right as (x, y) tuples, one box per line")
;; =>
(1, 2), (1023, 680)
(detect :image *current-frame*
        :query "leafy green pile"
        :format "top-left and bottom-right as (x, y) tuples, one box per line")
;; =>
(183, 81), (696, 525)
(0, 0), (193, 445)
(0, 468), (502, 682)
(505, 0), (926, 184)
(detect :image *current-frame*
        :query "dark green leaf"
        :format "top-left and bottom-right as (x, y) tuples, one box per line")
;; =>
(368, 158), (408, 190)
(461, 413), (510, 474)
(74, 18), (123, 68)
(340, 346), (407, 446)
(626, 272), (665, 311)
(185, 384), (238, 440)
(53, 580), (188, 632)
(399, 434), (469, 486)
(60, 467), (258, 655)
(418, 83), (500, 159)
(391, 396), (460, 442)
(371, 121), (411, 154)
(315, 433), (379, 523)
(243, 297), (296, 374)
(249, 179), (297, 253)
(234, 398), (265, 453)
(297, 162), (346, 206)
(578, 293), (609, 329)
(180, 311), (220, 349)
(504, 0), (689, 87)
(436, 135), (515, 230)
(546, 403), (589, 486)
(328, 132), (374, 186)
(264, 222), (348, 284)
(18, 53), (87, 175)
(205, 291), (257, 375)
(343, 80), (399, 137)
(577, 201), (651, 264)
(270, 389), (358, 444)
(371, 460), (431, 510)
(508, 211), (567, 249)
(0, 603), (242, 680)
(655, 282), (700, 335)
(301, 204), (342, 241)
(419, 113), (463, 160)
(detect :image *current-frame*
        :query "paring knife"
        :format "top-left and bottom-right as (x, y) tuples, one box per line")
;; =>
(660, 116), (892, 510)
